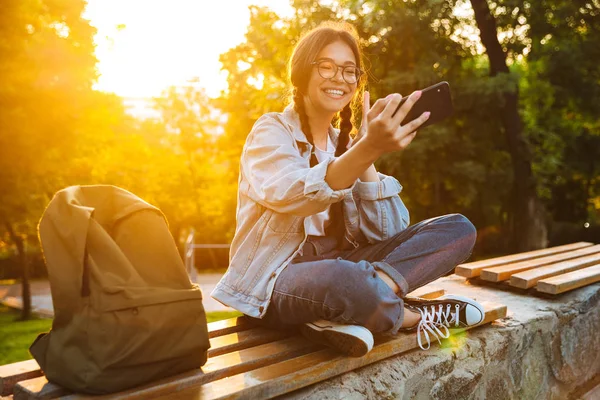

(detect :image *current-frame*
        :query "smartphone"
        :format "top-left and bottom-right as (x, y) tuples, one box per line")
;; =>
(391, 81), (453, 129)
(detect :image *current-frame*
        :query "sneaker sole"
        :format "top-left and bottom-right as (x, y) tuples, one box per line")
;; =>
(301, 323), (373, 357)
(439, 294), (485, 326)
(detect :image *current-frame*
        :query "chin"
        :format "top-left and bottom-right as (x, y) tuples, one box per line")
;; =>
(320, 97), (350, 113)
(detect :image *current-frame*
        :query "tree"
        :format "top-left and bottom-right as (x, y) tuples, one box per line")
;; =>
(469, 0), (548, 252)
(520, 0), (600, 226)
(0, 0), (98, 319)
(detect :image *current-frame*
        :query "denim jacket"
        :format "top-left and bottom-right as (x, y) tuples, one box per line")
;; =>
(211, 105), (410, 318)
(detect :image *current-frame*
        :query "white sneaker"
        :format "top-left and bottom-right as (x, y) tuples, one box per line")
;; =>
(301, 319), (374, 357)
(403, 294), (485, 350)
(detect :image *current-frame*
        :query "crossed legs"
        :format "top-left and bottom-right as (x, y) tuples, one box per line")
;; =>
(261, 214), (477, 335)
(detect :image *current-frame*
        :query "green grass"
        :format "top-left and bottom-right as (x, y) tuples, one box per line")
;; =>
(0, 306), (242, 365)
(205, 310), (242, 323)
(0, 305), (52, 364)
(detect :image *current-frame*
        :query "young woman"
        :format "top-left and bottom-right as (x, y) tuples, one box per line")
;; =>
(212, 21), (483, 357)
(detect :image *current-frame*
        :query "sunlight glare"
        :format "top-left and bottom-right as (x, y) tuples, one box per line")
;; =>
(84, 0), (293, 99)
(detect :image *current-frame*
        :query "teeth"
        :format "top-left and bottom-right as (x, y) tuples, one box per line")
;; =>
(324, 89), (344, 96)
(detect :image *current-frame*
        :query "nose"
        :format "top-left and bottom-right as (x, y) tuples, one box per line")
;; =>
(330, 67), (345, 83)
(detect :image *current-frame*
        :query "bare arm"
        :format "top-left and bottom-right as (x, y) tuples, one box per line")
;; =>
(325, 139), (381, 190)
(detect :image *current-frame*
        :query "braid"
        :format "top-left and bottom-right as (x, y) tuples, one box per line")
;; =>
(293, 89), (319, 167)
(336, 104), (353, 157)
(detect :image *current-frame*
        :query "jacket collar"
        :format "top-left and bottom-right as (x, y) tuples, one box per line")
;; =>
(282, 104), (339, 147)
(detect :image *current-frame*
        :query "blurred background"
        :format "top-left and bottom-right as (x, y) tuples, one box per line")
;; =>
(1, 0), (599, 297)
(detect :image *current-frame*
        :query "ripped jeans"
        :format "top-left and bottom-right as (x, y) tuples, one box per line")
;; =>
(257, 213), (477, 335)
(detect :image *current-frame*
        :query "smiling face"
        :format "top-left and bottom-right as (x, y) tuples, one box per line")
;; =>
(304, 40), (358, 117)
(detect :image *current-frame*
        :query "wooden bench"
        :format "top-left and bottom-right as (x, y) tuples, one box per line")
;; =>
(456, 242), (600, 294)
(0, 285), (507, 400)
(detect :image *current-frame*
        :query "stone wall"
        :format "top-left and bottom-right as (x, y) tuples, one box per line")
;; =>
(283, 276), (600, 400)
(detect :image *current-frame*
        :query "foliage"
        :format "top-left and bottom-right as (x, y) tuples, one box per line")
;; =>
(1, 0), (599, 283)
(215, 0), (599, 253)
(217, 1), (513, 243)
(0, 0), (98, 237)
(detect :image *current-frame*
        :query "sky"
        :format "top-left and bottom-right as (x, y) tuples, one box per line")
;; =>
(83, 0), (294, 99)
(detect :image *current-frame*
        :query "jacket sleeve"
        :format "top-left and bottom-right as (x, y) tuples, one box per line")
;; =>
(240, 115), (353, 217)
(352, 172), (410, 243)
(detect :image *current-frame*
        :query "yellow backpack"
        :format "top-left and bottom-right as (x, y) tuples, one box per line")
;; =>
(30, 185), (210, 394)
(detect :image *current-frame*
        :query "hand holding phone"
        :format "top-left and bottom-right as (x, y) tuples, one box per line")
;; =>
(358, 82), (454, 155)
(392, 81), (454, 129)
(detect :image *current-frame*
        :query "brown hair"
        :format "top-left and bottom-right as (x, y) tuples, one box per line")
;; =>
(288, 21), (367, 166)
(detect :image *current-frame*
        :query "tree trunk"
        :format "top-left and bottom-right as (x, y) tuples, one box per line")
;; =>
(470, 0), (548, 252)
(4, 220), (32, 320)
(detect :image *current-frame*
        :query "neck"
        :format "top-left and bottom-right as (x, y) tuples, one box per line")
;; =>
(303, 96), (335, 147)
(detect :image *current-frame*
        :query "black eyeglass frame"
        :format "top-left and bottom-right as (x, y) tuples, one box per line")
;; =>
(310, 60), (364, 84)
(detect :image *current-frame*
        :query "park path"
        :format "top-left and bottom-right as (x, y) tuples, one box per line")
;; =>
(0, 273), (232, 318)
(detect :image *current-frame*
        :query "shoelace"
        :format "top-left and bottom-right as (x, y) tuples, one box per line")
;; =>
(415, 303), (461, 350)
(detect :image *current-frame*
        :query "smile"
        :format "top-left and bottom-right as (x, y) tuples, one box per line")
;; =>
(323, 88), (346, 97)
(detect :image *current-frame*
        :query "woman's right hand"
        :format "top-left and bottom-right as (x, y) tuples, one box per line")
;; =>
(362, 91), (431, 155)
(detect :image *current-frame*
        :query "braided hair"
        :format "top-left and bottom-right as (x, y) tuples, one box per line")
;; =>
(293, 87), (319, 167)
(288, 22), (366, 166)
(337, 103), (354, 157)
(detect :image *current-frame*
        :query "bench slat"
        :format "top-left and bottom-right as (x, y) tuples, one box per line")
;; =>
(479, 245), (600, 282)
(13, 378), (70, 400)
(3, 317), (253, 396)
(160, 302), (507, 400)
(12, 329), (295, 400)
(55, 337), (322, 400)
(454, 242), (593, 278)
(0, 360), (42, 397)
(208, 328), (291, 358)
(207, 317), (252, 339)
(536, 264), (600, 294)
(405, 286), (444, 299)
(510, 253), (600, 289)
(6, 285), (444, 399)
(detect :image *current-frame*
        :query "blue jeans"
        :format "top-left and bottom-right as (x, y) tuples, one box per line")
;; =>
(257, 213), (477, 335)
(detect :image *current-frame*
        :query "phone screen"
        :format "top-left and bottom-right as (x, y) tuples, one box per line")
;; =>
(391, 81), (454, 129)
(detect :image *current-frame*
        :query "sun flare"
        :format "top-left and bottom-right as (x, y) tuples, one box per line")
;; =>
(84, 0), (293, 99)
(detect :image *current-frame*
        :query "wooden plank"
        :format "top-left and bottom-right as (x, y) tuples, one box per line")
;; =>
(2, 318), (256, 397)
(0, 360), (42, 396)
(49, 337), (322, 400)
(13, 378), (70, 400)
(405, 286), (444, 299)
(454, 242), (593, 278)
(536, 264), (600, 295)
(510, 253), (600, 289)
(13, 328), (294, 400)
(208, 328), (292, 358)
(207, 317), (253, 339)
(8, 285), (447, 399)
(159, 302), (507, 400)
(9, 327), (292, 399)
(479, 244), (600, 282)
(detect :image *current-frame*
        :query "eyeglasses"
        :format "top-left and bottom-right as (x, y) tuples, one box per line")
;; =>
(310, 60), (363, 84)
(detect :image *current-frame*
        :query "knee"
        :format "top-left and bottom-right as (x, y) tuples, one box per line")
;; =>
(335, 261), (402, 333)
(444, 214), (477, 260)
(318, 260), (381, 310)
(446, 214), (476, 244)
